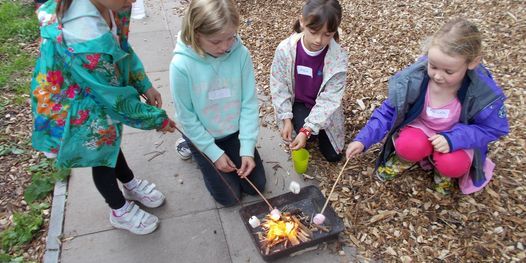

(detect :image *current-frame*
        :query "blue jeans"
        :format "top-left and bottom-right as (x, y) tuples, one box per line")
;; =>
(185, 132), (266, 206)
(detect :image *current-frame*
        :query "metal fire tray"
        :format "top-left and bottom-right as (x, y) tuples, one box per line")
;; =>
(239, 185), (344, 261)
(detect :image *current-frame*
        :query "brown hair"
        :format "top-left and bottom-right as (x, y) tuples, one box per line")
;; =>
(427, 18), (482, 63)
(293, 0), (342, 42)
(181, 0), (240, 56)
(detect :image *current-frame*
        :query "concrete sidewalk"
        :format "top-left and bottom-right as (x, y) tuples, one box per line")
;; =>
(51, 0), (356, 262)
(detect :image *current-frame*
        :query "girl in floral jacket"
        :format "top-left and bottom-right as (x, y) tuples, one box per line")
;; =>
(270, 0), (348, 162)
(30, 0), (175, 235)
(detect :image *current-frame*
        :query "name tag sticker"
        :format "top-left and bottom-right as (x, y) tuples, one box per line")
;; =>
(426, 107), (450, 118)
(208, 88), (231, 100)
(297, 65), (313, 78)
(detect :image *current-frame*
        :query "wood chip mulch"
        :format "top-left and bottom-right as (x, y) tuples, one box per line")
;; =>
(236, 0), (525, 261)
(0, 94), (50, 262)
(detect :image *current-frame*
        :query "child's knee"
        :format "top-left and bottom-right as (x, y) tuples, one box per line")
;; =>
(394, 127), (432, 162)
(433, 151), (471, 178)
(250, 168), (267, 191)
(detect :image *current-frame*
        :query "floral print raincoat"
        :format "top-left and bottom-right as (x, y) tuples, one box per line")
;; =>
(31, 0), (168, 168)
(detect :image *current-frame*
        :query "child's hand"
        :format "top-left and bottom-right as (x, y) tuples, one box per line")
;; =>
(214, 154), (237, 173)
(157, 118), (176, 133)
(429, 134), (450, 153)
(237, 156), (255, 178)
(144, 88), (163, 108)
(346, 141), (365, 159)
(289, 133), (307, 150)
(281, 119), (293, 143)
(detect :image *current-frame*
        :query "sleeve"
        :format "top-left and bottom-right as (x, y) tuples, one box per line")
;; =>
(269, 45), (294, 120)
(114, 8), (152, 95)
(73, 53), (167, 130)
(303, 65), (347, 134)
(169, 62), (224, 162)
(354, 99), (397, 150)
(127, 46), (153, 94)
(440, 98), (509, 151)
(238, 52), (259, 157)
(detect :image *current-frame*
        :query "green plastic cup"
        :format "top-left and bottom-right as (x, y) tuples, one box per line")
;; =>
(292, 148), (309, 174)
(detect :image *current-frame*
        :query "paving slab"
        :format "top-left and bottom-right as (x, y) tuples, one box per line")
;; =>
(161, 0), (184, 42)
(61, 210), (231, 263)
(129, 0), (170, 33)
(63, 130), (216, 237)
(128, 31), (174, 73)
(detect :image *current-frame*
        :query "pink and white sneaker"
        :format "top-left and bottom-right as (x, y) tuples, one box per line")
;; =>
(123, 179), (165, 208)
(109, 202), (159, 235)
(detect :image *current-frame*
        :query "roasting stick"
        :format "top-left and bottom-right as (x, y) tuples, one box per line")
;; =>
(141, 94), (273, 211)
(243, 176), (273, 211)
(314, 158), (351, 225)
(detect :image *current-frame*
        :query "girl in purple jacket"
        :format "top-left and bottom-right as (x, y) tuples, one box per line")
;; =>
(346, 18), (509, 195)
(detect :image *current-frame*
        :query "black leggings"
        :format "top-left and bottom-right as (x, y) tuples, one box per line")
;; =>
(92, 150), (134, 209)
(292, 102), (342, 162)
(185, 132), (266, 207)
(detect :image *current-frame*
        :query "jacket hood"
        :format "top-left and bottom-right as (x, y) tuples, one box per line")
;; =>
(174, 32), (242, 64)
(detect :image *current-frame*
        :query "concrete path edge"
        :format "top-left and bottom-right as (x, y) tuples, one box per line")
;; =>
(43, 179), (68, 263)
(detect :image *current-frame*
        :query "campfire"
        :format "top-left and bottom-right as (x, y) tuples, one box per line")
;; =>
(240, 185), (344, 261)
(256, 209), (327, 256)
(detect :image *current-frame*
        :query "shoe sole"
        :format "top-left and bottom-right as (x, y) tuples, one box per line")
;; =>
(374, 170), (387, 182)
(178, 153), (192, 160)
(109, 218), (159, 235)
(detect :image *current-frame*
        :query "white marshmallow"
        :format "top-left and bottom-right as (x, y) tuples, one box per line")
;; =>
(289, 181), (301, 194)
(270, 208), (281, 221)
(313, 213), (326, 225)
(248, 216), (260, 228)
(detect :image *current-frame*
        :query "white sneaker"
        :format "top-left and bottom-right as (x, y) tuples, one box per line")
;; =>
(175, 137), (192, 160)
(123, 179), (165, 208)
(109, 202), (159, 235)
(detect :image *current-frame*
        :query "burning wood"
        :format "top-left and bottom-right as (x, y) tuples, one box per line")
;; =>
(257, 211), (312, 255)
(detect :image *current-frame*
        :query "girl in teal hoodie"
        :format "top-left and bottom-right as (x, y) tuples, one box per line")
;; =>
(169, 0), (266, 206)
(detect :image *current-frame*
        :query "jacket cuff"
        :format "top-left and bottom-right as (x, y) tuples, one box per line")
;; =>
(303, 122), (320, 135)
(136, 78), (153, 94)
(203, 144), (224, 163)
(239, 139), (256, 157)
(277, 112), (293, 120)
(440, 133), (454, 153)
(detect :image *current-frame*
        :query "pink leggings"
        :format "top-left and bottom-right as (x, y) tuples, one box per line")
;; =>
(394, 127), (471, 178)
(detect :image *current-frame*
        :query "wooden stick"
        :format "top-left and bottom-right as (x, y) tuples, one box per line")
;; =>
(320, 158), (351, 214)
(244, 177), (273, 211)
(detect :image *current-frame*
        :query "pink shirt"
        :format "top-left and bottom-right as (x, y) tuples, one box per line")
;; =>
(409, 87), (462, 137)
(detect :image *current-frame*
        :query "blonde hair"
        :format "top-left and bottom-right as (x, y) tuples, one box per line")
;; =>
(181, 0), (240, 56)
(426, 18), (482, 63)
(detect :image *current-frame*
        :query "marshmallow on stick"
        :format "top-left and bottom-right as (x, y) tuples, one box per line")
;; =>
(248, 216), (260, 228)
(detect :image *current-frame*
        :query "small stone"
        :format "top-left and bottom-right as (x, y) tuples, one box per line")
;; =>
(494, 226), (504, 234)
(338, 250), (345, 256)
(178, 179), (184, 184)
(517, 242), (524, 250)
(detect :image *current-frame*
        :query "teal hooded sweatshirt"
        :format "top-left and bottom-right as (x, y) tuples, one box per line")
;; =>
(169, 33), (259, 162)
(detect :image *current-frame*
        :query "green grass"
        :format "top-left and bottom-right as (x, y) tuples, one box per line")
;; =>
(0, 0), (39, 98)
